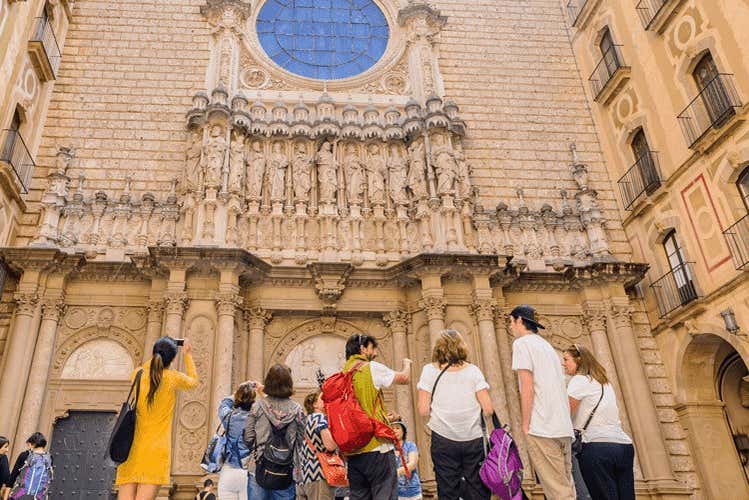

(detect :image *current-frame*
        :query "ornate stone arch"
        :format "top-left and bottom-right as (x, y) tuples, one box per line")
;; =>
(52, 325), (143, 378)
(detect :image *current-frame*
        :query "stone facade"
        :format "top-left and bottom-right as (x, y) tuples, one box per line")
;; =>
(2, 0), (746, 498)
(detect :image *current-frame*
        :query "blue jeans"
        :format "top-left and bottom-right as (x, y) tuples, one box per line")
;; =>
(578, 442), (635, 500)
(247, 474), (295, 500)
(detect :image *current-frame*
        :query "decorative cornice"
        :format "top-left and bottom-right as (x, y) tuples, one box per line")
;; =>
(0, 248), (84, 276)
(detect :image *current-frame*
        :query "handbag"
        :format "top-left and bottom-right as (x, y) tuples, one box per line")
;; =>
(572, 385), (604, 456)
(200, 410), (234, 473)
(108, 368), (144, 463)
(304, 435), (348, 487)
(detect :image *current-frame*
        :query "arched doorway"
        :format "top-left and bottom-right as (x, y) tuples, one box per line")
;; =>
(676, 333), (749, 498)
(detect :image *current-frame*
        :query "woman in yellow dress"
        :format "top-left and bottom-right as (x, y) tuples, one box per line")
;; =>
(116, 336), (198, 500)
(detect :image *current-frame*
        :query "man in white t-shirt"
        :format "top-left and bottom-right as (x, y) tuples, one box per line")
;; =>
(510, 305), (576, 500)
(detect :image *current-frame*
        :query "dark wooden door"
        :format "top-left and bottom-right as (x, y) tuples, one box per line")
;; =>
(49, 411), (118, 499)
(693, 54), (732, 125)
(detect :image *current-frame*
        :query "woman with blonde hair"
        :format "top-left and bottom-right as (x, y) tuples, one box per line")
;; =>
(563, 344), (634, 500)
(115, 337), (198, 500)
(416, 329), (493, 500)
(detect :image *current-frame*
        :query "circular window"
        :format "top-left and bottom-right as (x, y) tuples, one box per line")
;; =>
(256, 0), (389, 80)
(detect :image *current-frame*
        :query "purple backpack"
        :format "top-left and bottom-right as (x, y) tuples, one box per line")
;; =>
(479, 413), (525, 500)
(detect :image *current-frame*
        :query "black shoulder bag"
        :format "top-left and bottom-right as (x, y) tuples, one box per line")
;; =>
(108, 368), (144, 463)
(572, 384), (604, 456)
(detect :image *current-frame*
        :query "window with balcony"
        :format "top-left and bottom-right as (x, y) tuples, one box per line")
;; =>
(724, 167), (749, 270)
(635, 0), (683, 32)
(678, 53), (742, 148)
(618, 129), (663, 209)
(1, 110), (36, 193)
(28, 5), (61, 81)
(589, 28), (629, 103)
(650, 231), (699, 317)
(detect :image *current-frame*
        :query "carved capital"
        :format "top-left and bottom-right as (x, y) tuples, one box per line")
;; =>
(41, 297), (66, 322)
(398, 2), (447, 42)
(13, 292), (39, 317)
(215, 292), (243, 316)
(419, 295), (445, 321)
(583, 306), (607, 333)
(471, 299), (495, 323)
(147, 299), (165, 322)
(246, 307), (272, 330)
(610, 304), (632, 329)
(200, 0), (251, 28)
(164, 291), (189, 317)
(383, 310), (410, 334)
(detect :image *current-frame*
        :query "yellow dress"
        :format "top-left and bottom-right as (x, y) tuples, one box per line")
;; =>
(115, 353), (198, 485)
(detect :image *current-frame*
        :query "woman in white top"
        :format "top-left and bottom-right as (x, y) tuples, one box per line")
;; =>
(417, 329), (493, 500)
(563, 344), (634, 500)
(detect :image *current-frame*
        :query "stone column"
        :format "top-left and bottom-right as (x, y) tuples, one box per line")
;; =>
(471, 297), (509, 424)
(607, 303), (675, 485)
(246, 307), (271, 382)
(384, 310), (416, 431)
(142, 298), (165, 363)
(163, 291), (188, 339)
(418, 273), (445, 347)
(0, 291), (41, 439)
(213, 291), (242, 427)
(13, 295), (65, 454)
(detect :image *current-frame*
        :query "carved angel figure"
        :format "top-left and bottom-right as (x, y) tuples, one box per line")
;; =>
(343, 144), (364, 205)
(407, 139), (428, 199)
(387, 143), (409, 205)
(366, 143), (387, 205)
(292, 141), (312, 202)
(228, 130), (245, 194)
(317, 140), (338, 203)
(269, 141), (289, 202)
(203, 125), (226, 190)
(246, 140), (265, 200)
(184, 130), (203, 192)
(431, 133), (457, 195)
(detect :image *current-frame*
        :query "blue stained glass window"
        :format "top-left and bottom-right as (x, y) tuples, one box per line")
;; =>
(256, 0), (389, 80)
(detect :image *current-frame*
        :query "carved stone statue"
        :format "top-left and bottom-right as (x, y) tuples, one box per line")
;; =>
(366, 143), (386, 205)
(228, 130), (245, 194)
(184, 130), (203, 192)
(407, 139), (428, 199)
(387, 143), (409, 205)
(203, 125), (226, 190)
(431, 133), (457, 195)
(454, 140), (472, 199)
(343, 144), (364, 205)
(292, 141), (312, 202)
(246, 140), (265, 200)
(317, 140), (337, 203)
(269, 141), (288, 203)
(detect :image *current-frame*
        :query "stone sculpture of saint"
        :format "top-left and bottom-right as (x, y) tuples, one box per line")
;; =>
(454, 140), (473, 199)
(292, 141), (312, 202)
(228, 130), (245, 194)
(407, 139), (428, 199)
(387, 143), (409, 205)
(246, 140), (265, 201)
(317, 140), (338, 203)
(343, 144), (364, 205)
(366, 143), (387, 205)
(203, 125), (226, 190)
(184, 129), (203, 192)
(431, 133), (457, 195)
(269, 141), (288, 203)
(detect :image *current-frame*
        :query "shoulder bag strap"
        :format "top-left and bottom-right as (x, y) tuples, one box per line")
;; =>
(429, 362), (453, 406)
(582, 384), (605, 431)
(130, 368), (144, 409)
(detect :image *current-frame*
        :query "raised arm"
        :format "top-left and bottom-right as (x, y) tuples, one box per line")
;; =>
(173, 340), (199, 390)
(518, 369), (534, 435)
(392, 358), (413, 385)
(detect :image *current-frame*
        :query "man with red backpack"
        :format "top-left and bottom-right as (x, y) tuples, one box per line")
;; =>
(325, 333), (412, 500)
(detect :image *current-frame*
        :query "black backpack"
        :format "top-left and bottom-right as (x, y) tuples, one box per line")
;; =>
(255, 421), (294, 490)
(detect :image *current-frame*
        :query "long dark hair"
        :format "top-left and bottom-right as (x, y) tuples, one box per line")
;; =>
(148, 337), (178, 406)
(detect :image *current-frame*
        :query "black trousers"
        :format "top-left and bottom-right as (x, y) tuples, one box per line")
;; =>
(430, 432), (490, 500)
(578, 442), (635, 500)
(347, 450), (397, 500)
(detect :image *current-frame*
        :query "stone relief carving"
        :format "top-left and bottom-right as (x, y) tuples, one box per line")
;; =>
(285, 335), (347, 387)
(61, 339), (134, 380)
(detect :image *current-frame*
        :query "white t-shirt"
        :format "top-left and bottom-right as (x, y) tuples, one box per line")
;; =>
(567, 375), (632, 444)
(417, 362), (490, 441)
(512, 334), (574, 439)
(369, 360), (395, 390)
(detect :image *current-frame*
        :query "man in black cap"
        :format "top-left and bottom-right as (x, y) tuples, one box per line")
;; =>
(510, 305), (576, 500)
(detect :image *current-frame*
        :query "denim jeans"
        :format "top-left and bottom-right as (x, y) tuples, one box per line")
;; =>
(429, 432), (490, 500)
(577, 442), (635, 500)
(247, 473), (295, 500)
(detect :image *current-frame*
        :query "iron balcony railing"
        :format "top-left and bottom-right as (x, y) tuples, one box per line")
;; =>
(677, 73), (741, 147)
(618, 151), (662, 210)
(636, 0), (668, 29)
(1, 129), (35, 193)
(566, 0), (588, 25)
(650, 262), (699, 317)
(589, 45), (626, 99)
(724, 214), (749, 271)
(31, 16), (61, 78)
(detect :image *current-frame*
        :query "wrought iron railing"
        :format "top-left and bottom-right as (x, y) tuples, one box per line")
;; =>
(650, 262), (699, 317)
(31, 16), (61, 78)
(635, 0), (668, 29)
(677, 73), (741, 147)
(566, 0), (589, 25)
(0, 129), (35, 193)
(618, 151), (662, 210)
(589, 45), (626, 99)
(724, 214), (749, 271)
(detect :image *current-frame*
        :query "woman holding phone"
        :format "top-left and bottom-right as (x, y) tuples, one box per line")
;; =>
(116, 336), (198, 500)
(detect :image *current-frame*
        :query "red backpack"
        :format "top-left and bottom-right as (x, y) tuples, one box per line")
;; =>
(321, 362), (410, 478)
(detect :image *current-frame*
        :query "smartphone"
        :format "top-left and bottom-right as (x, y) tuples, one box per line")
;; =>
(174, 338), (185, 346)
